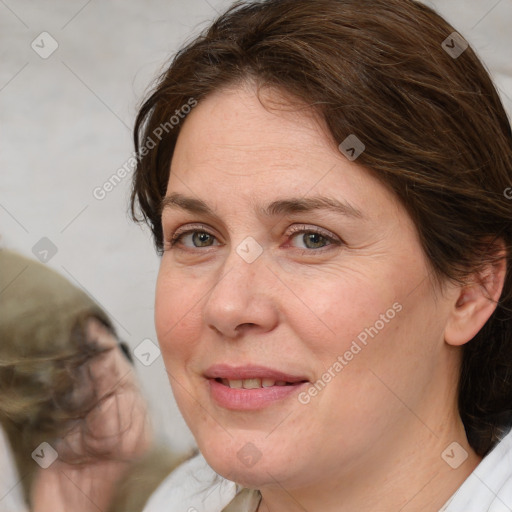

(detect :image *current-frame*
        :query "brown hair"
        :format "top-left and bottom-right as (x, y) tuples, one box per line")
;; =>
(0, 311), (116, 502)
(0, 312), (187, 511)
(130, 0), (512, 456)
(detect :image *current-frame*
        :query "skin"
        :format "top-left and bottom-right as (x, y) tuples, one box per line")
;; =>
(155, 81), (507, 512)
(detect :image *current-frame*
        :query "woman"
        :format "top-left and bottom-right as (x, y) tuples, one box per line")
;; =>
(130, 0), (512, 510)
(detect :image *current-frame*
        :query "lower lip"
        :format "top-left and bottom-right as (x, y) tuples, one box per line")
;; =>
(208, 379), (308, 410)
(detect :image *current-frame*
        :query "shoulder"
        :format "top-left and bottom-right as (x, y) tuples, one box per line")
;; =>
(142, 452), (238, 512)
(441, 427), (512, 511)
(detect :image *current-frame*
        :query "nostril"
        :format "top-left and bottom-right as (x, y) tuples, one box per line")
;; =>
(237, 323), (256, 330)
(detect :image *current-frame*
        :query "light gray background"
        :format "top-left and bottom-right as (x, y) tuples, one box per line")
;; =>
(0, 0), (511, 503)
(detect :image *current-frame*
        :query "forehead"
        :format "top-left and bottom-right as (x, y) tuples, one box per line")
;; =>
(166, 84), (401, 223)
(172, 84), (334, 169)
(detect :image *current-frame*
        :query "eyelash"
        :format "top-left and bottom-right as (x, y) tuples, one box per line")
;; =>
(165, 223), (342, 254)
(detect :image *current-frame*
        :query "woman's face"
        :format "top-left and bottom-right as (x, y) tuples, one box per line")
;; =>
(155, 83), (460, 489)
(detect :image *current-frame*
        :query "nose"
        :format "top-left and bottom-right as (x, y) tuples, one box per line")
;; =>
(202, 246), (279, 339)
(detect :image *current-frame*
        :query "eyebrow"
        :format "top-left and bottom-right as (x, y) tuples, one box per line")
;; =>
(160, 192), (365, 220)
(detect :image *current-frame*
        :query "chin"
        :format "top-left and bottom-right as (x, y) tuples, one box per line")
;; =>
(198, 441), (291, 488)
(211, 461), (273, 489)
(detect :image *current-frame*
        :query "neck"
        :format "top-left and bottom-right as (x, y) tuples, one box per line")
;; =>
(256, 414), (481, 512)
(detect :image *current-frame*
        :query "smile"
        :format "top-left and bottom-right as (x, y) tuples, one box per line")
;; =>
(204, 364), (310, 410)
(216, 378), (299, 389)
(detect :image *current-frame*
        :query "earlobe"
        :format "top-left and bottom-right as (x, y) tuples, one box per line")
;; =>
(444, 244), (508, 347)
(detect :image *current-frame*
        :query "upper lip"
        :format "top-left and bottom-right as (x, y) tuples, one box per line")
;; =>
(204, 364), (309, 383)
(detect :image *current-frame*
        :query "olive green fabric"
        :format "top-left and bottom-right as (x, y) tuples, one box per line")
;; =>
(107, 447), (191, 512)
(0, 248), (114, 362)
(0, 248), (115, 504)
(0, 248), (185, 511)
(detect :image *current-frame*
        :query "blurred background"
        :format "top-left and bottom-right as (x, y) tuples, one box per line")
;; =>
(0, 0), (511, 504)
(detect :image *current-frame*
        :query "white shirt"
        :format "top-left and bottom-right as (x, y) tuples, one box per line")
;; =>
(143, 427), (512, 512)
(141, 453), (260, 512)
(440, 427), (512, 511)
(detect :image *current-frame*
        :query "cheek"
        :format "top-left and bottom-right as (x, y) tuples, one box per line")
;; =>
(310, 270), (443, 424)
(279, 267), (395, 361)
(283, 258), (432, 419)
(154, 265), (204, 371)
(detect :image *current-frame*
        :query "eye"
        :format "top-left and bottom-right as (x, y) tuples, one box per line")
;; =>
(286, 225), (341, 251)
(164, 224), (342, 252)
(165, 224), (220, 250)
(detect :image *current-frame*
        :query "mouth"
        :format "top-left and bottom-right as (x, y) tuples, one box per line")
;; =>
(214, 377), (307, 389)
(204, 364), (310, 410)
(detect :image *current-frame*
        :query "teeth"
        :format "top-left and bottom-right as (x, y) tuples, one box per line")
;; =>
(217, 378), (299, 388)
(219, 378), (290, 388)
(242, 378), (261, 389)
(225, 379), (242, 388)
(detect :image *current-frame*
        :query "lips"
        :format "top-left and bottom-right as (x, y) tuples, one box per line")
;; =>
(204, 364), (309, 384)
(204, 364), (310, 410)
(217, 377), (295, 389)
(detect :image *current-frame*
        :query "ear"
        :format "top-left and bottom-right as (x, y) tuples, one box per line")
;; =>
(444, 239), (508, 347)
